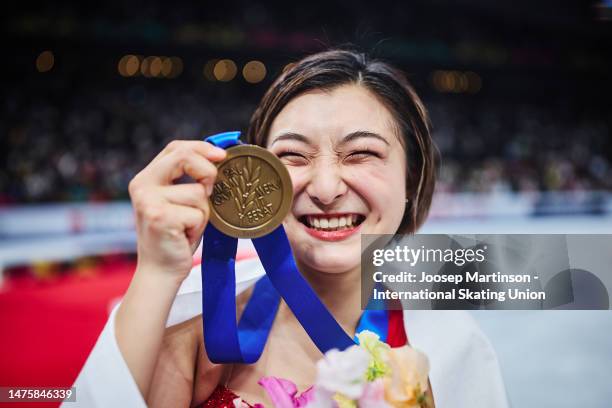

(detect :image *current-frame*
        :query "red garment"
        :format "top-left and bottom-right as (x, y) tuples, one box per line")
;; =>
(200, 310), (407, 407)
(201, 385), (260, 408)
(387, 309), (408, 347)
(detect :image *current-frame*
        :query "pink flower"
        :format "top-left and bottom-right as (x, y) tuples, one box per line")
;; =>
(304, 385), (335, 408)
(258, 376), (315, 408)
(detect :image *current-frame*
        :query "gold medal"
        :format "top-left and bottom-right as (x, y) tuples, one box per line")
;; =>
(208, 144), (293, 238)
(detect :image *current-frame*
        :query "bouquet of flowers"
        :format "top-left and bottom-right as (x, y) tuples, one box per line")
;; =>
(233, 331), (432, 408)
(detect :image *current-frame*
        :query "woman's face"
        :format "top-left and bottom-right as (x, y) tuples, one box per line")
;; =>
(266, 84), (408, 274)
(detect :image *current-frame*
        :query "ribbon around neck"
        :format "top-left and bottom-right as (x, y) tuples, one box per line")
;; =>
(201, 131), (389, 364)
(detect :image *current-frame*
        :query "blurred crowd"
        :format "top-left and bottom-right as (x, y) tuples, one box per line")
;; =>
(1, 80), (610, 204)
(431, 99), (611, 193)
(1, 81), (255, 204)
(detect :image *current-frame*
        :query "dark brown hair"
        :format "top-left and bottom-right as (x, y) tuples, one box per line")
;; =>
(246, 49), (437, 233)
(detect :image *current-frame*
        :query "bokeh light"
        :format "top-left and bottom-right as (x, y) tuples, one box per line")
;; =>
(140, 56), (155, 78)
(36, 51), (54, 73)
(242, 60), (266, 83)
(431, 70), (482, 93)
(118, 55), (141, 77)
(148, 57), (163, 78)
(161, 57), (173, 77)
(213, 59), (237, 82)
(167, 57), (183, 78)
(203, 59), (218, 81)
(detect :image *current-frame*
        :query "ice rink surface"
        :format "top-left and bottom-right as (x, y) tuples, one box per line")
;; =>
(422, 215), (612, 408)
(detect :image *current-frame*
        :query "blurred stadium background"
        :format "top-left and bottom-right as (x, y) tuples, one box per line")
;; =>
(1, 1), (611, 407)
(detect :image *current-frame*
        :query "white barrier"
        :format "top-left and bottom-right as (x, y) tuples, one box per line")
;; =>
(0, 192), (610, 276)
(0, 202), (134, 237)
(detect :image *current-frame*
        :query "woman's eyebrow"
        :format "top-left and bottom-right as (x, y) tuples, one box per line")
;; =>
(269, 132), (311, 146)
(340, 130), (390, 146)
(269, 130), (390, 146)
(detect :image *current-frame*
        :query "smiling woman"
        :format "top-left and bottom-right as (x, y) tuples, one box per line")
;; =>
(68, 49), (509, 408)
(264, 85), (413, 274)
(248, 50), (436, 237)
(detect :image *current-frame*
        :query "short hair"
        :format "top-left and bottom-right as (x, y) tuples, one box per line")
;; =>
(246, 48), (437, 233)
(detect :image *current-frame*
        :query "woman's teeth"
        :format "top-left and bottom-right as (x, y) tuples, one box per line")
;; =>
(306, 215), (359, 231)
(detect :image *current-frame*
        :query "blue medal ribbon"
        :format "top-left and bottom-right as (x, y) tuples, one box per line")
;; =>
(201, 131), (388, 363)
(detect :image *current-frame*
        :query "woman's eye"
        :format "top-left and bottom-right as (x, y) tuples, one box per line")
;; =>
(346, 150), (381, 161)
(277, 151), (305, 159)
(276, 151), (309, 165)
(277, 151), (301, 158)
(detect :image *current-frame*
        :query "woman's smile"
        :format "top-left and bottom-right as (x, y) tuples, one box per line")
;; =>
(297, 212), (365, 241)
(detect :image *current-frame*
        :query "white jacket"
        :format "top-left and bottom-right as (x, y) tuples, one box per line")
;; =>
(67, 257), (509, 407)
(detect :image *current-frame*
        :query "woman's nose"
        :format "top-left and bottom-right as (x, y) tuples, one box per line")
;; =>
(305, 162), (348, 206)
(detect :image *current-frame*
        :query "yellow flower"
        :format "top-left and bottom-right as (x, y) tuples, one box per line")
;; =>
(333, 392), (357, 408)
(356, 330), (391, 381)
(383, 346), (430, 408)
(356, 331), (390, 361)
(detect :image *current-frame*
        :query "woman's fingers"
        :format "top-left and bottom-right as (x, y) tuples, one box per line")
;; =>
(131, 141), (227, 196)
(132, 183), (211, 256)
(151, 148), (220, 185)
(133, 185), (209, 235)
(164, 202), (208, 247)
(159, 183), (210, 215)
(150, 140), (226, 169)
(127, 139), (227, 283)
